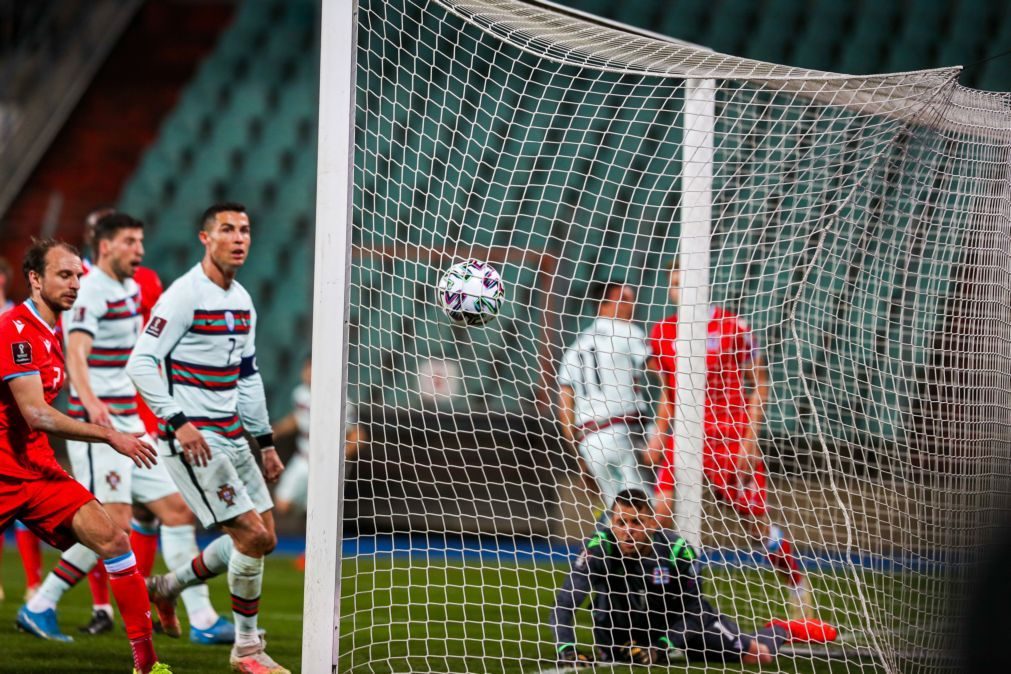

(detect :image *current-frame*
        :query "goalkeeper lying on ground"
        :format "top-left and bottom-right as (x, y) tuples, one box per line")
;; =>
(549, 488), (788, 665)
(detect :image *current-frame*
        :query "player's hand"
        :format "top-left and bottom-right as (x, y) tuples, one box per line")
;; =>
(84, 399), (113, 429)
(175, 422), (212, 467)
(261, 447), (285, 484)
(645, 432), (667, 465)
(108, 431), (158, 469)
(557, 644), (594, 667)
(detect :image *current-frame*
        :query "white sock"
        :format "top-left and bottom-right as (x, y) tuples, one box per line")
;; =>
(227, 550), (264, 648)
(167, 534), (233, 593)
(161, 525), (218, 630)
(27, 544), (98, 613)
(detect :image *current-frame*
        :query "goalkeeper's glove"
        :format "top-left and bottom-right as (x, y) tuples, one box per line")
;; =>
(557, 643), (594, 667)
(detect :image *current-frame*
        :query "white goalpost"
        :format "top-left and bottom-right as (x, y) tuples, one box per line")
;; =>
(307, 0), (1011, 672)
(304, 0), (358, 671)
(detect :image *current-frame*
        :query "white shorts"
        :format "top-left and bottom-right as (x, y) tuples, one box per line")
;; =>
(67, 434), (179, 506)
(158, 432), (273, 528)
(577, 423), (646, 507)
(273, 452), (308, 511)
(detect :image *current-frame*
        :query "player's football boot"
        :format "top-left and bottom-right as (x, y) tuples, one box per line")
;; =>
(190, 616), (236, 645)
(78, 607), (114, 634)
(132, 662), (173, 674)
(230, 636), (291, 674)
(15, 605), (73, 642)
(145, 575), (182, 638)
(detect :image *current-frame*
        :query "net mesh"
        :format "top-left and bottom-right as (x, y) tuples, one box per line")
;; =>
(341, 0), (1011, 671)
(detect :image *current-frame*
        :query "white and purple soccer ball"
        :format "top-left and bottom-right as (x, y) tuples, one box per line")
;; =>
(437, 259), (505, 326)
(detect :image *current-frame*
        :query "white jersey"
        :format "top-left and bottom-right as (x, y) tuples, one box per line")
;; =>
(127, 263), (270, 442)
(558, 318), (650, 429)
(65, 267), (143, 432)
(291, 383), (357, 457)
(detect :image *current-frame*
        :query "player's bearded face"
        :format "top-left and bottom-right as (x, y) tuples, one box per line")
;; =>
(611, 503), (656, 556)
(103, 227), (144, 279)
(34, 247), (83, 312)
(202, 212), (251, 270)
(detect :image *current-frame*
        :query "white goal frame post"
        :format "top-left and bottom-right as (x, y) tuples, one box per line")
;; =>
(304, 0), (357, 671)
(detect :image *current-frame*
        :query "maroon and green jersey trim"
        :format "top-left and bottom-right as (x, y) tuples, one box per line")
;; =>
(101, 293), (141, 321)
(169, 359), (240, 391)
(157, 414), (244, 441)
(189, 309), (251, 335)
(87, 346), (133, 368)
(68, 395), (139, 419)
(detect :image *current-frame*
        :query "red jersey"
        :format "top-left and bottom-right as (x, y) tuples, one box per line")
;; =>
(0, 301), (68, 479)
(648, 305), (758, 439)
(133, 266), (163, 322)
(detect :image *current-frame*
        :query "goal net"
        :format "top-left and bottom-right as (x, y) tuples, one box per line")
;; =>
(323, 0), (1011, 671)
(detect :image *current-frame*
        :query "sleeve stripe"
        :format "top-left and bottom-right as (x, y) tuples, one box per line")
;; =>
(2, 370), (40, 382)
(66, 328), (95, 337)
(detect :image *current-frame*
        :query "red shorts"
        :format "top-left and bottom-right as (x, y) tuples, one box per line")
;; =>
(0, 473), (96, 550)
(655, 439), (768, 518)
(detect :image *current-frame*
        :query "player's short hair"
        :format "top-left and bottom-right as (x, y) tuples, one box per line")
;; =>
(592, 280), (630, 308)
(22, 238), (80, 281)
(200, 202), (247, 231)
(93, 213), (144, 243)
(613, 488), (653, 514)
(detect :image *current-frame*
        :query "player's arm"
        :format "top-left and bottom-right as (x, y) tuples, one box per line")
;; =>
(236, 308), (284, 483)
(127, 289), (212, 466)
(549, 548), (598, 664)
(6, 374), (156, 467)
(65, 331), (112, 428)
(739, 335), (770, 474)
(557, 384), (578, 447)
(645, 357), (673, 466)
(64, 288), (112, 427)
(272, 412), (297, 439)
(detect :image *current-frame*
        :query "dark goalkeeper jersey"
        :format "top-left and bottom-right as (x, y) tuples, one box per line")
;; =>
(550, 528), (708, 648)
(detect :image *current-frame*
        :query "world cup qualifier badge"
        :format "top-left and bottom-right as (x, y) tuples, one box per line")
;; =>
(145, 316), (167, 337)
(11, 341), (32, 365)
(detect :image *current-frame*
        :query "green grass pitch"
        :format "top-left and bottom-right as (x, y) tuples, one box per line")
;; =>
(0, 550), (901, 672)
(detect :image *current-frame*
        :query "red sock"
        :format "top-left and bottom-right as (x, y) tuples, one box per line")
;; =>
(87, 563), (110, 607)
(130, 522), (159, 578)
(105, 552), (156, 671)
(767, 536), (805, 586)
(15, 526), (42, 588)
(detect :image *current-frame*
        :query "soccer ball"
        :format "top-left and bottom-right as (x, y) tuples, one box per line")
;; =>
(437, 259), (505, 326)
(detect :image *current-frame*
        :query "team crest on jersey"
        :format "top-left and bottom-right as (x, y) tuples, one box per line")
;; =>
(106, 471), (121, 491)
(225, 311), (236, 333)
(652, 565), (671, 585)
(145, 316), (167, 337)
(217, 483), (237, 507)
(11, 341), (31, 365)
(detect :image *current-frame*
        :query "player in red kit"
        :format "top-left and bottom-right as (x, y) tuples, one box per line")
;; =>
(2, 239), (170, 674)
(645, 259), (811, 619)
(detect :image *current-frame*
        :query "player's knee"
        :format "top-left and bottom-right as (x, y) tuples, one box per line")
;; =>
(259, 529), (277, 555)
(237, 525), (275, 556)
(96, 528), (131, 559)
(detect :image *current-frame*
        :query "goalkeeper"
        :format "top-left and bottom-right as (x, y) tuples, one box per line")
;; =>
(549, 489), (788, 665)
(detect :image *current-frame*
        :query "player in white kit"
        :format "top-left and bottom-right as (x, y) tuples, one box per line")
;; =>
(18, 214), (228, 643)
(557, 283), (651, 508)
(127, 203), (288, 674)
(274, 357), (363, 517)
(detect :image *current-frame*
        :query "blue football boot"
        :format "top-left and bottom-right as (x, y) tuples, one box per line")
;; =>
(190, 616), (236, 645)
(16, 604), (73, 642)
